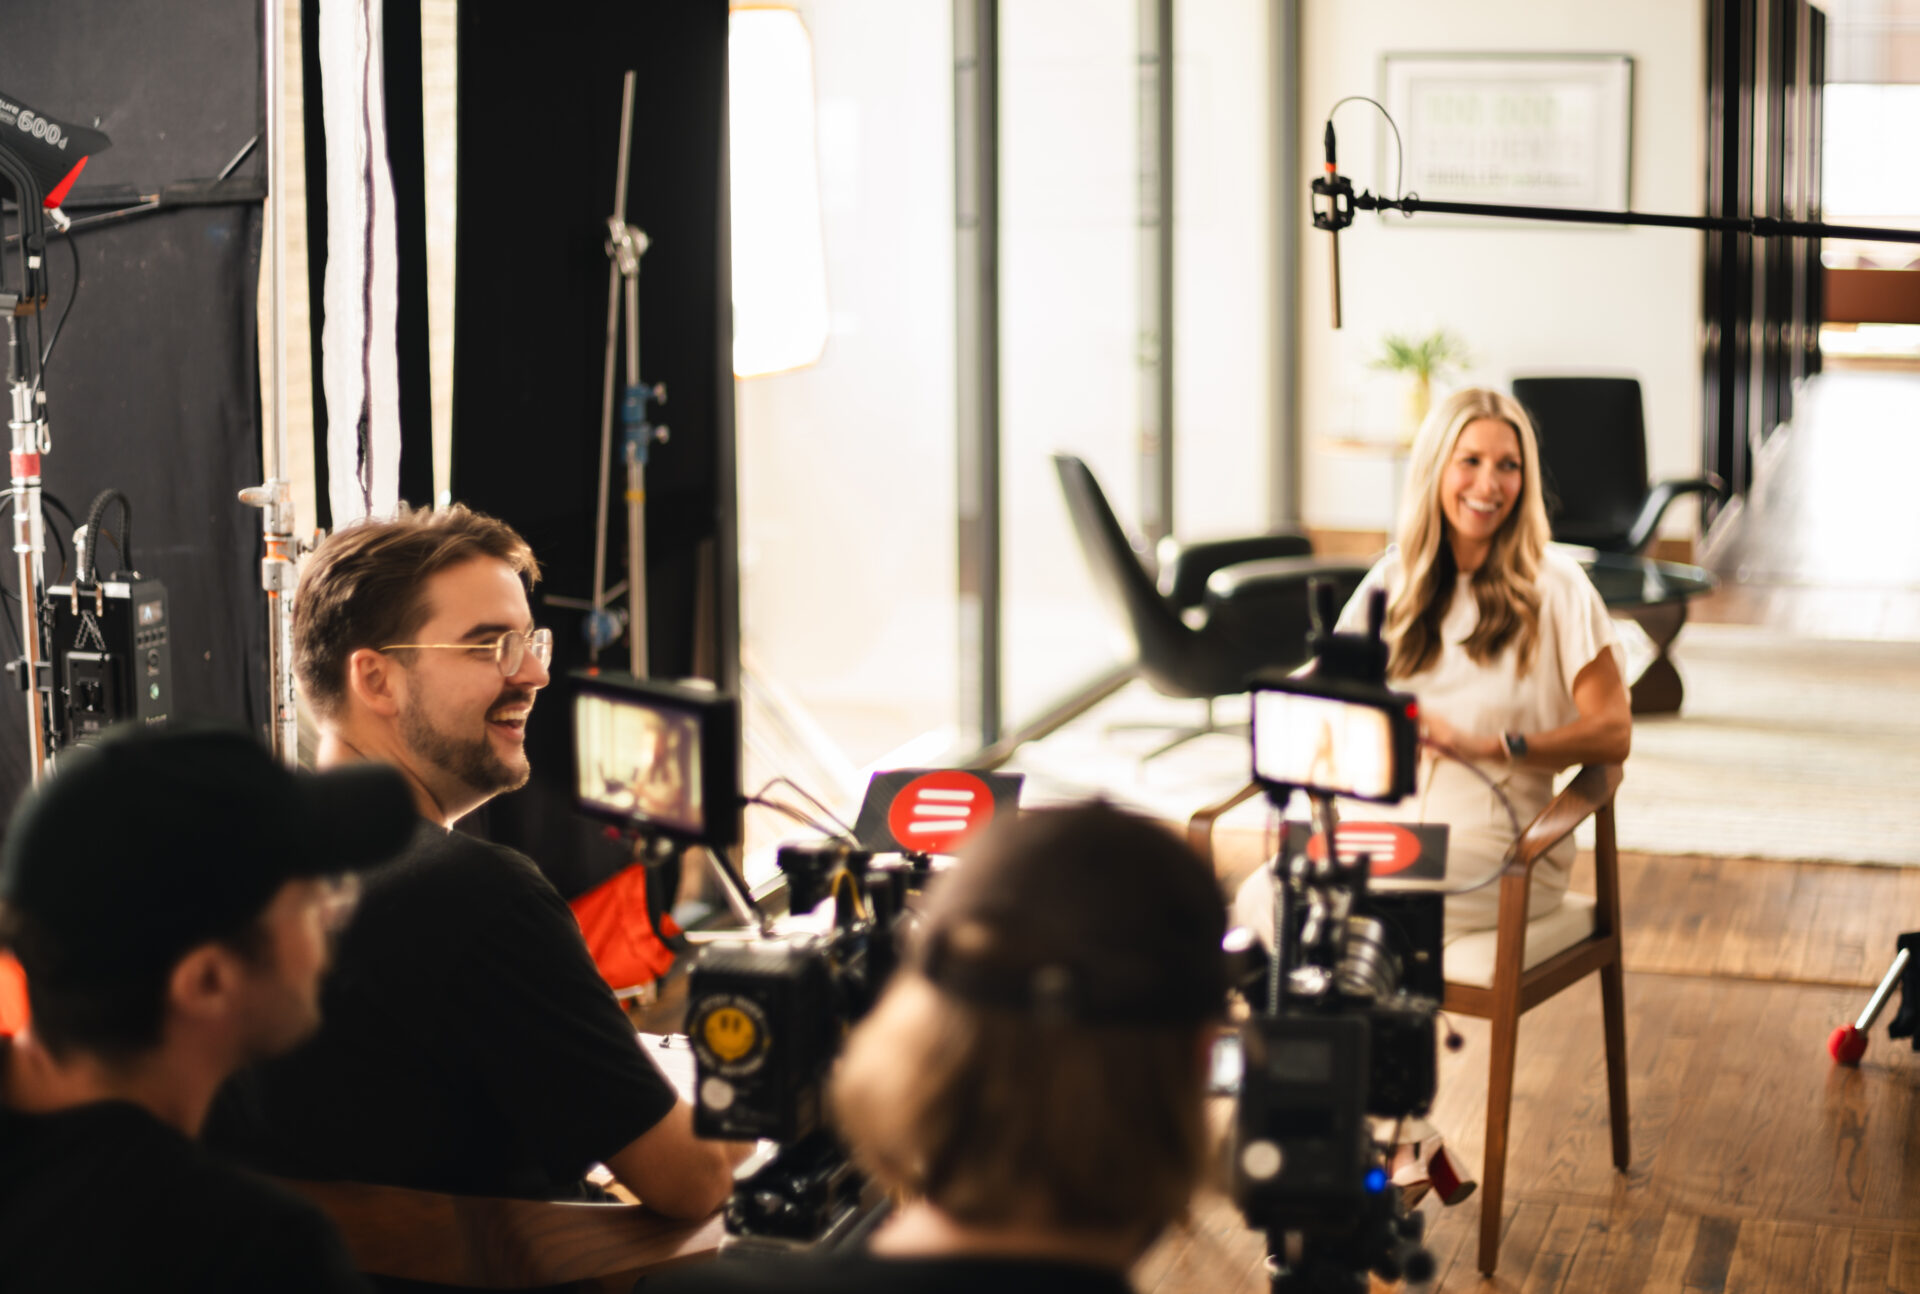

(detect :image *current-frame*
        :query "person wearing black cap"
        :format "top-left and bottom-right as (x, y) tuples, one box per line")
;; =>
(653, 801), (1230, 1294)
(0, 724), (417, 1292)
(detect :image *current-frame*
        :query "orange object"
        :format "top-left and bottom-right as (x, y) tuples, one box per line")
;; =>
(0, 952), (28, 1036)
(567, 864), (680, 994)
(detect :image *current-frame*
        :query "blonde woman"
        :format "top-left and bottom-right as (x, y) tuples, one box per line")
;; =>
(1236, 386), (1632, 1201)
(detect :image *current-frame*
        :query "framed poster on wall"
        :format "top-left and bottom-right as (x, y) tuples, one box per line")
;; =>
(1382, 53), (1634, 219)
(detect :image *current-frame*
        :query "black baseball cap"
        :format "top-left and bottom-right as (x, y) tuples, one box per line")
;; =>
(916, 801), (1229, 1027)
(0, 723), (418, 980)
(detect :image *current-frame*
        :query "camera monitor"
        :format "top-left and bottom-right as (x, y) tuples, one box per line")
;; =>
(1250, 676), (1418, 804)
(572, 672), (740, 849)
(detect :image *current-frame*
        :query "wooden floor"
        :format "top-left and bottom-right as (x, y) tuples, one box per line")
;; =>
(1137, 850), (1920, 1294)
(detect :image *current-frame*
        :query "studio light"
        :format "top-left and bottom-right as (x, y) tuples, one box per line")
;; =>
(729, 7), (830, 379)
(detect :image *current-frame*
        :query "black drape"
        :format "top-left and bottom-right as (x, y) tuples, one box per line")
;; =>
(0, 0), (268, 812)
(451, 0), (736, 894)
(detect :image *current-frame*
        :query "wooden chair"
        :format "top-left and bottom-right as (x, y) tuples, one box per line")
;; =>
(1441, 763), (1630, 1276)
(277, 1178), (726, 1291)
(1187, 762), (1631, 1278)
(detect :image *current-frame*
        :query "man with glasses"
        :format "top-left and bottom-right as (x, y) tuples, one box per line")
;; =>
(208, 505), (742, 1248)
(0, 724), (416, 1290)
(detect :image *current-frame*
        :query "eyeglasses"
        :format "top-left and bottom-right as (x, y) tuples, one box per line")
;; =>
(377, 627), (554, 678)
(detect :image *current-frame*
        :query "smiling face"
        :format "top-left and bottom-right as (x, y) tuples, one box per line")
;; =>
(1438, 417), (1524, 571)
(388, 556), (550, 815)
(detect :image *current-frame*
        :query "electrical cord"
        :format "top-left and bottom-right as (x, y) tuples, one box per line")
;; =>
(79, 488), (132, 583)
(1419, 742), (1528, 898)
(744, 794), (848, 845)
(749, 775), (858, 842)
(29, 233), (79, 400)
(1324, 95), (1412, 211)
(829, 867), (870, 922)
(1262, 740), (1524, 900)
(42, 493), (74, 580)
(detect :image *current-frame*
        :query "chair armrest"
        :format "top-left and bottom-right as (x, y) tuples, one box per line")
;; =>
(1187, 780), (1263, 869)
(1202, 556), (1372, 604)
(1158, 532), (1314, 608)
(1200, 558), (1373, 674)
(1624, 475), (1726, 555)
(1506, 764), (1624, 877)
(276, 1177), (725, 1289)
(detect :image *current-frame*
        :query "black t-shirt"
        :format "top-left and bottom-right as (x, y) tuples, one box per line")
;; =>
(207, 823), (678, 1201)
(0, 1082), (368, 1293)
(646, 1252), (1135, 1294)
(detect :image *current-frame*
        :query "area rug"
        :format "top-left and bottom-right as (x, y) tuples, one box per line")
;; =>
(1606, 623), (1920, 866)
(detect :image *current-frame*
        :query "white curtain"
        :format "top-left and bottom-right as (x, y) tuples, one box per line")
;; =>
(319, 0), (402, 525)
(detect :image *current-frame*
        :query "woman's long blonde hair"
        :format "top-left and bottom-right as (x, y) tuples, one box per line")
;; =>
(1385, 387), (1552, 680)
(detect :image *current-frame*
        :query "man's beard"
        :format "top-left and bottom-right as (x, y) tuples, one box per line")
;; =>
(399, 686), (534, 801)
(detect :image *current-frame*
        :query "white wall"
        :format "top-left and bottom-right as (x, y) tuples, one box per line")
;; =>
(1297, 0), (1706, 534)
(999, 0), (1143, 723)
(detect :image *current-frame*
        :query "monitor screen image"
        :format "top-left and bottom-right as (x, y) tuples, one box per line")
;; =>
(1252, 689), (1395, 802)
(575, 690), (705, 838)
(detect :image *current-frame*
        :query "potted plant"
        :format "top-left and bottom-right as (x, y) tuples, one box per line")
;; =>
(1371, 329), (1471, 440)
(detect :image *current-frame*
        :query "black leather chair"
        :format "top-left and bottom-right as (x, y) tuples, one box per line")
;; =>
(1053, 454), (1369, 757)
(1510, 377), (1724, 555)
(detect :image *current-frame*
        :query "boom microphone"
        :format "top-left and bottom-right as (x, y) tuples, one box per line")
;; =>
(0, 91), (111, 210)
(1309, 121), (1354, 330)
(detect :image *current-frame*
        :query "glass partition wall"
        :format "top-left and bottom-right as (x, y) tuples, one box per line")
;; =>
(733, 0), (961, 846)
(999, 0), (1145, 727)
(733, 0), (1281, 839)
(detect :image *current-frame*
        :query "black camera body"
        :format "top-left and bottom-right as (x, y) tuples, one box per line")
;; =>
(1233, 890), (1442, 1224)
(1231, 581), (1443, 1291)
(686, 841), (911, 1247)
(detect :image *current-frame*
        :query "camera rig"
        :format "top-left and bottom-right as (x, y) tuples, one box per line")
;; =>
(686, 840), (912, 1249)
(568, 680), (936, 1249)
(1231, 580), (1444, 1292)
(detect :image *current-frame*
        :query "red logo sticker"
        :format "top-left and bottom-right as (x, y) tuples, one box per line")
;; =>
(887, 770), (996, 856)
(1304, 822), (1423, 876)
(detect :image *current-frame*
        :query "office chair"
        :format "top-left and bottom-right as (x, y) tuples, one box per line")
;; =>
(1052, 453), (1368, 758)
(1510, 377), (1723, 555)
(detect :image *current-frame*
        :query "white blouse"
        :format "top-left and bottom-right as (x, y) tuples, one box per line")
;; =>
(1333, 544), (1624, 935)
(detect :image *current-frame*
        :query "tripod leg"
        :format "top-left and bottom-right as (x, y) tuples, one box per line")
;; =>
(1889, 933), (1920, 1044)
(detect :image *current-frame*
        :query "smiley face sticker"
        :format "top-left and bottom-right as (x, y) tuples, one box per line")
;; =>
(690, 994), (771, 1076)
(702, 1005), (758, 1062)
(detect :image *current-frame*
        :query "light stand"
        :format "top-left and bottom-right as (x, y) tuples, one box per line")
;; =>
(1, 152), (56, 786)
(240, 0), (300, 767)
(588, 69), (669, 678)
